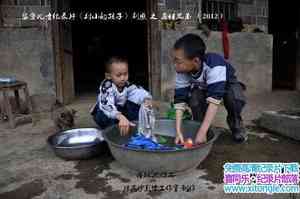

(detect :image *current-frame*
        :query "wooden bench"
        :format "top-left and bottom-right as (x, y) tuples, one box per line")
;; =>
(0, 81), (33, 128)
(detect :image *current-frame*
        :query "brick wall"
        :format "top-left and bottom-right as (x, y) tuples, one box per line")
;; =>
(158, 0), (202, 30)
(157, 0), (269, 32)
(0, 0), (55, 96)
(0, 0), (51, 28)
(238, 0), (268, 32)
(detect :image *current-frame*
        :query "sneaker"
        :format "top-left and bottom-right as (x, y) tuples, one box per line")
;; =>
(232, 129), (248, 143)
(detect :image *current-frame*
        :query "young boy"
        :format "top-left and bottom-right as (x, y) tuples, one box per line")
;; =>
(173, 34), (248, 144)
(90, 56), (152, 135)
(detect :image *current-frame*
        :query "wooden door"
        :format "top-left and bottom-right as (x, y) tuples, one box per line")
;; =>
(51, 0), (75, 104)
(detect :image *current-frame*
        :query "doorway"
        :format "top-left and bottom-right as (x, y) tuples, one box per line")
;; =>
(71, 1), (149, 96)
(269, 1), (298, 90)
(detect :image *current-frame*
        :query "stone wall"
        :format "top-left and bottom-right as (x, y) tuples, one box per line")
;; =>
(0, 0), (55, 96)
(160, 30), (273, 101)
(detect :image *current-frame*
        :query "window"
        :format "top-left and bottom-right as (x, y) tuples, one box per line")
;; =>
(201, 0), (238, 31)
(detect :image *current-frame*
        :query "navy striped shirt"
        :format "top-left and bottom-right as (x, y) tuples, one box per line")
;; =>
(175, 53), (238, 105)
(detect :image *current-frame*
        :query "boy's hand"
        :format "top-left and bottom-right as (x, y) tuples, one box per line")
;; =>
(143, 98), (153, 108)
(116, 114), (136, 136)
(195, 131), (207, 144)
(175, 108), (184, 145)
(175, 131), (185, 145)
(185, 106), (193, 120)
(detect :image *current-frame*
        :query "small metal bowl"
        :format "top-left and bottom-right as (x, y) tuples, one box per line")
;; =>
(47, 128), (104, 160)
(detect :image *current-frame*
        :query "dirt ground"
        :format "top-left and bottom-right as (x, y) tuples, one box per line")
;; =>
(1, 91), (300, 199)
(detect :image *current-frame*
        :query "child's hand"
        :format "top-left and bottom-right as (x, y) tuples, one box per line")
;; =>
(116, 114), (136, 136)
(185, 106), (193, 120)
(195, 132), (207, 144)
(143, 98), (153, 108)
(175, 131), (185, 145)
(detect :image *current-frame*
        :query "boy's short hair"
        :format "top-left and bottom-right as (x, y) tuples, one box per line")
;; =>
(174, 33), (206, 60)
(105, 56), (128, 73)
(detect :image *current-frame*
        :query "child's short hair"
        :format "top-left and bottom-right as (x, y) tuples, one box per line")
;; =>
(174, 33), (206, 60)
(105, 56), (128, 73)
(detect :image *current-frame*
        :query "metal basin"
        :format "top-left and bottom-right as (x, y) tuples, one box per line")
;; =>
(47, 128), (104, 160)
(103, 119), (221, 173)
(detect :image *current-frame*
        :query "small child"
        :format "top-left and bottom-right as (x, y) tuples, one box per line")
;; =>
(90, 56), (152, 136)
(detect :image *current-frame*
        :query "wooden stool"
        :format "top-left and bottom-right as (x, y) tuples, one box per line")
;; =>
(0, 81), (33, 128)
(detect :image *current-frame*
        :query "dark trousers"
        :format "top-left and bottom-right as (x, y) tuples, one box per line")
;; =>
(92, 101), (140, 129)
(188, 82), (246, 135)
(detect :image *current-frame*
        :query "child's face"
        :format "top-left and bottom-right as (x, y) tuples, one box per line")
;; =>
(173, 48), (200, 73)
(107, 62), (129, 88)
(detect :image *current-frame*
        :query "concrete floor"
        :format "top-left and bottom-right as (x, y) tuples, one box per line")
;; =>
(1, 91), (300, 199)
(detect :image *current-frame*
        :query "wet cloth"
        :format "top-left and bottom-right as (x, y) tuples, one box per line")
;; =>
(138, 102), (157, 142)
(124, 134), (179, 151)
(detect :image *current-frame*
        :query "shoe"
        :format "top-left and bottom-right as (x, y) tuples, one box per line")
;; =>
(232, 129), (248, 143)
